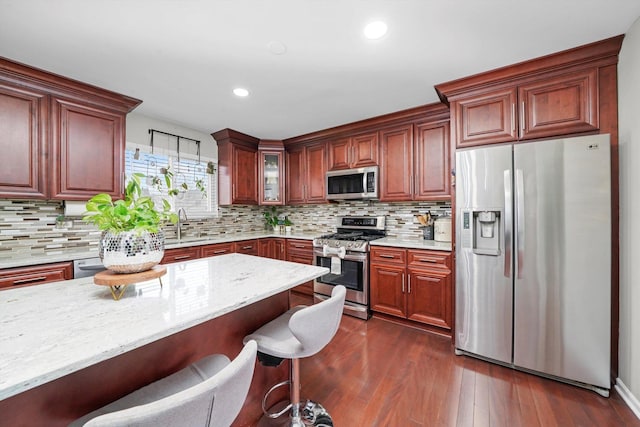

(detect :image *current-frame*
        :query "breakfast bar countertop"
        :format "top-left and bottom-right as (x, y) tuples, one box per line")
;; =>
(0, 254), (328, 400)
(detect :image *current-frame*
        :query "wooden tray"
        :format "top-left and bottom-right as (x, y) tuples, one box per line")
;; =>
(94, 265), (167, 300)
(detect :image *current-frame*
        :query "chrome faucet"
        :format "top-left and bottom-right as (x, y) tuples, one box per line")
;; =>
(177, 208), (188, 240)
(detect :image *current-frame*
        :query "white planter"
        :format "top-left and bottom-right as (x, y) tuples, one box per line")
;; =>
(99, 230), (165, 274)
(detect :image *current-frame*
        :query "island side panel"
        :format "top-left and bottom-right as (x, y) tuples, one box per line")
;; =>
(0, 292), (290, 427)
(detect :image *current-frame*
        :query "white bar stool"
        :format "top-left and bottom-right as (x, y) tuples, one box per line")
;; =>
(69, 340), (257, 427)
(243, 285), (346, 427)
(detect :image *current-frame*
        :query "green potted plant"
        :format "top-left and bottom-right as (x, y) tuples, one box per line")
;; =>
(263, 206), (280, 232)
(83, 173), (178, 274)
(283, 216), (293, 234)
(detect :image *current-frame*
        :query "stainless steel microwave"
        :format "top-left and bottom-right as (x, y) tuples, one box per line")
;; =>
(326, 166), (378, 200)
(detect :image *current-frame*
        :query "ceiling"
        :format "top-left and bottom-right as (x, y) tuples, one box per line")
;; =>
(1, 1), (640, 140)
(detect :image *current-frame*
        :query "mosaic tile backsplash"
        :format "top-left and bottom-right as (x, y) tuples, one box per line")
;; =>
(0, 199), (451, 261)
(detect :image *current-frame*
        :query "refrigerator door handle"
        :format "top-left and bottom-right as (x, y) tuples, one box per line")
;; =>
(515, 169), (525, 279)
(504, 169), (512, 278)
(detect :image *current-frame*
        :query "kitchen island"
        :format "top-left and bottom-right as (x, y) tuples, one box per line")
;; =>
(0, 253), (328, 427)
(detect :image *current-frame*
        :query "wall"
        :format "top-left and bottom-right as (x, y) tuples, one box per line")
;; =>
(617, 16), (640, 415)
(126, 113), (218, 160)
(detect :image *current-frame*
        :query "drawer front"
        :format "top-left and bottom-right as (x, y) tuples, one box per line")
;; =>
(0, 262), (73, 289)
(234, 239), (259, 255)
(201, 243), (234, 257)
(370, 247), (406, 265)
(407, 250), (451, 269)
(286, 239), (313, 252)
(161, 247), (201, 264)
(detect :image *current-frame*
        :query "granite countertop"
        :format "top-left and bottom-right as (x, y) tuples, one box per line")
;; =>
(0, 232), (318, 270)
(372, 237), (452, 251)
(0, 253), (329, 400)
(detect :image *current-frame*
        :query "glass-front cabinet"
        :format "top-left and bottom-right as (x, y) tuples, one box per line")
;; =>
(258, 140), (285, 205)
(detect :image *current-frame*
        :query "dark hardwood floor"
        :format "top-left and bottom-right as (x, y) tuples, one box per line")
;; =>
(262, 292), (640, 427)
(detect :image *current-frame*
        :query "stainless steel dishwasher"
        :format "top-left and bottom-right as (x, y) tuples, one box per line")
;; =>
(73, 257), (106, 278)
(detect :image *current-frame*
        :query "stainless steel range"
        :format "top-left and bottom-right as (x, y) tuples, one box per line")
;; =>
(313, 216), (386, 319)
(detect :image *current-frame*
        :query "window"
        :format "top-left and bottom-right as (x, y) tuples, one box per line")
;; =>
(124, 144), (218, 218)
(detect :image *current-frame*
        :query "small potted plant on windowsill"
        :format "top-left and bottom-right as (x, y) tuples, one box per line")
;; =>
(83, 173), (179, 274)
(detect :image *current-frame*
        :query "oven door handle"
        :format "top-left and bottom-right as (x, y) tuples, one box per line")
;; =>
(323, 245), (346, 259)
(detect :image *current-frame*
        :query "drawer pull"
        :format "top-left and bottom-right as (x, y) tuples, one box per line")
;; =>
(241, 246), (253, 250)
(379, 254), (395, 259)
(213, 250), (227, 254)
(174, 255), (191, 260)
(418, 258), (438, 263)
(14, 276), (47, 285)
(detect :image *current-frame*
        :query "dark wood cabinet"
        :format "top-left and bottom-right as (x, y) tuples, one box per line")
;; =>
(518, 69), (598, 140)
(233, 239), (259, 256)
(0, 57), (140, 200)
(258, 140), (285, 205)
(286, 239), (314, 295)
(213, 129), (259, 205)
(370, 246), (452, 332)
(0, 262), (73, 290)
(0, 82), (48, 198)
(379, 124), (414, 201)
(286, 143), (327, 205)
(50, 97), (125, 200)
(200, 242), (234, 257)
(327, 132), (378, 171)
(161, 247), (201, 264)
(259, 238), (286, 260)
(414, 121), (451, 200)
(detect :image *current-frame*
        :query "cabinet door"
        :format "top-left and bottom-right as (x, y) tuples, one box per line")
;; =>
(379, 124), (414, 201)
(0, 83), (48, 198)
(259, 150), (284, 205)
(407, 267), (452, 329)
(274, 238), (287, 260)
(414, 121), (450, 200)
(286, 147), (306, 204)
(370, 263), (406, 318)
(454, 88), (517, 148)
(327, 137), (351, 171)
(305, 143), (327, 203)
(50, 97), (124, 200)
(201, 243), (234, 257)
(519, 69), (598, 140)
(351, 132), (378, 168)
(232, 145), (258, 204)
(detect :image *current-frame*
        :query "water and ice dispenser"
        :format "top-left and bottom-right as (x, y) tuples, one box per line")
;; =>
(460, 210), (501, 256)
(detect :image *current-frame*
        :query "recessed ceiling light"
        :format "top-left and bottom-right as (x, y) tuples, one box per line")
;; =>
(364, 21), (388, 40)
(233, 87), (249, 97)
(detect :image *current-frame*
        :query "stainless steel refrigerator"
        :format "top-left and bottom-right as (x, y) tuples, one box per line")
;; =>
(455, 133), (611, 396)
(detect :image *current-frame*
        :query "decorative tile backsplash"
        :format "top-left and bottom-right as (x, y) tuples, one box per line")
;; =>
(0, 199), (451, 261)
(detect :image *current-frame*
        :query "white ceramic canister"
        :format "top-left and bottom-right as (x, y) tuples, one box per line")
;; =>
(434, 217), (452, 242)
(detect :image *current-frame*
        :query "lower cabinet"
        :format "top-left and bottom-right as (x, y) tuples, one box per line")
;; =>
(0, 262), (73, 290)
(233, 239), (259, 256)
(200, 242), (234, 257)
(370, 247), (452, 331)
(161, 247), (201, 264)
(286, 239), (314, 295)
(259, 238), (286, 260)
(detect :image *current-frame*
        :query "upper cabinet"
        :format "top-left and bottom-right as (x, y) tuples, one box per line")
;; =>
(378, 105), (451, 202)
(327, 131), (378, 171)
(258, 140), (285, 205)
(436, 35), (624, 149)
(286, 142), (327, 205)
(213, 129), (259, 205)
(0, 57), (141, 200)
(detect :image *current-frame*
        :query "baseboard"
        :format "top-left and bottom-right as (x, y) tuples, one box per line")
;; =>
(615, 378), (640, 420)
